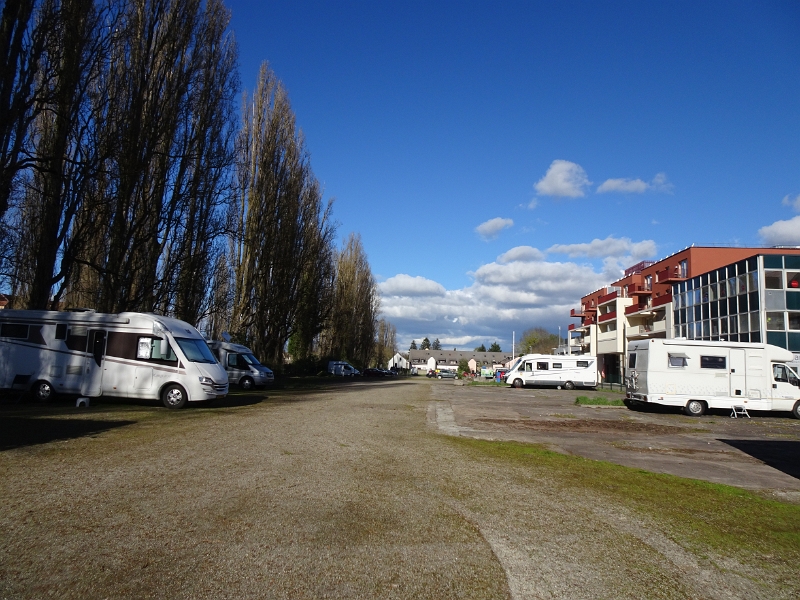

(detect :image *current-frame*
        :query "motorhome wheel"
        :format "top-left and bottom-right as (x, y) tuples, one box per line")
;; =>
(563, 381), (575, 390)
(683, 399), (706, 417)
(792, 400), (800, 420)
(162, 384), (187, 409)
(240, 376), (254, 390)
(33, 380), (53, 401)
(513, 379), (523, 389)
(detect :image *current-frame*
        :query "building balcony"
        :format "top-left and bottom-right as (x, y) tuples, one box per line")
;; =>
(626, 284), (653, 296)
(598, 290), (618, 305)
(627, 319), (667, 339)
(597, 329), (619, 342)
(656, 267), (687, 283)
(624, 303), (653, 316)
(567, 324), (575, 331)
(598, 310), (617, 323)
(652, 293), (673, 308)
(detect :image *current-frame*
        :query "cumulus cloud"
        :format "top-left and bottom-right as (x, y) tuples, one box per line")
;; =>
(379, 274), (446, 297)
(475, 217), (514, 240)
(547, 236), (656, 260)
(534, 160), (590, 198)
(597, 172), (672, 194)
(781, 194), (800, 212)
(497, 246), (545, 263)
(758, 216), (800, 246)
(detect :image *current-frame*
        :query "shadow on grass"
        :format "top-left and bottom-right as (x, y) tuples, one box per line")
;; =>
(0, 416), (136, 451)
(719, 439), (800, 480)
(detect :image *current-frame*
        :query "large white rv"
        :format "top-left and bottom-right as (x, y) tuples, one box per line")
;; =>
(625, 338), (800, 418)
(207, 340), (274, 389)
(504, 354), (598, 389)
(0, 310), (228, 408)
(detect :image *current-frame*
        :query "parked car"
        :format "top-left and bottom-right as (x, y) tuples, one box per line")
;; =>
(363, 368), (384, 377)
(437, 371), (458, 379)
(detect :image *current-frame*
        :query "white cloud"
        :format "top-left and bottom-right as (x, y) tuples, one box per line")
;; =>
(547, 236), (656, 260)
(497, 246), (545, 263)
(379, 274), (446, 297)
(781, 194), (800, 212)
(527, 198), (538, 209)
(534, 160), (590, 198)
(758, 216), (800, 246)
(596, 178), (648, 193)
(597, 172), (673, 194)
(475, 217), (513, 240)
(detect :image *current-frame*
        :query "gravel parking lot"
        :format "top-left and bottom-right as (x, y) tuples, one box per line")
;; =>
(1, 378), (797, 599)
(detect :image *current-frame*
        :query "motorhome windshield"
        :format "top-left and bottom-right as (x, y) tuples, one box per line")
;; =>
(174, 337), (217, 363)
(240, 353), (262, 366)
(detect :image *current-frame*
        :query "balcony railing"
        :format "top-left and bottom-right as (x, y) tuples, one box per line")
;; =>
(656, 267), (687, 283)
(598, 290), (618, 305)
(625, 303), (651, 315)
(598, 310), (617, 323)
(627, 284), (653, 296)
(652, 293), (673, 308)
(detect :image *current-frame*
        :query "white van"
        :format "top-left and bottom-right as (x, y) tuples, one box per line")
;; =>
(328, 360), (357, 376)
(0, 310), (228, 408)
(207, 340), (274, 389)
(625, 338), (800, 418)
(504, 354), (598, 389)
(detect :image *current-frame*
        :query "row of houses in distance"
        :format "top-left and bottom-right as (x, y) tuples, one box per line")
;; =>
(569, 245), (800, 384)
(387, 350), (515, 374)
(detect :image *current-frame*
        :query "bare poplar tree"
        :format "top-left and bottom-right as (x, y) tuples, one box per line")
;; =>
(230, 62), (335, 367)
(318, 233), (379, 368)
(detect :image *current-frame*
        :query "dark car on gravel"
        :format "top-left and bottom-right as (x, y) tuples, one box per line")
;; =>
(436, 371), (458, 379)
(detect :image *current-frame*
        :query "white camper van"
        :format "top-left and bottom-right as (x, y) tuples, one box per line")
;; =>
(207, 340), (274, 389)
(327, 360), (357, 376)
(625, 338), (800, 418)
(0, 310), (228, 408)
(504, 354), (598, 389)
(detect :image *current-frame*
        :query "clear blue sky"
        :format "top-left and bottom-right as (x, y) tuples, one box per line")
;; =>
(225, 0), (800, 352)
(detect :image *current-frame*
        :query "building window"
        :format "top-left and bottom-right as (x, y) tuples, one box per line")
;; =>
(767, 312), (786, 331)
(787, 272), (800, 289)
(679, 259), (687, 278)
(700, 356), (726, 369)
(765, 271), (783, 289)
(789, 312), (800, 330)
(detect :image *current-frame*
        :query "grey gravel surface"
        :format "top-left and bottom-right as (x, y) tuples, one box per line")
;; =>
(0, 379), (791, 598)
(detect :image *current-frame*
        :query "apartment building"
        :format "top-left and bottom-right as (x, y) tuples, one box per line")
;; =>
(569, 246), (800, 383)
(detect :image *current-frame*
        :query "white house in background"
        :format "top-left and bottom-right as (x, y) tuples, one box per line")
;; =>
(387, 353), (409, 371)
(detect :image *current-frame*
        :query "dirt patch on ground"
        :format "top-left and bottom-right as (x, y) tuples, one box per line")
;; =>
(472, 417), (696, 435)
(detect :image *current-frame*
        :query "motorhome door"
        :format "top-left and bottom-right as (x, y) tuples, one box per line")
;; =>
(81, 329), (106, 396)
(729, 348), (746, 397)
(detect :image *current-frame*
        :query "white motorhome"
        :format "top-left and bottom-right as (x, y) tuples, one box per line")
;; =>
(327, 360), (357, 376)
(0, 310), (228, 408)
(625, 338), (800, 418)
(504, 354), (598, 390)
(207, 340), (274, 389)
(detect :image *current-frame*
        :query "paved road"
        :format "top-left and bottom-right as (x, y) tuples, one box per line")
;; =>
(0, 379), (791, 598)
(430, 381), (800, 497)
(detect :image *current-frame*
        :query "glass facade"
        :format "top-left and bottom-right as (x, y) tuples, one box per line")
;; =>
(673, 254), (800, 350)
(673, 256), (762, 344)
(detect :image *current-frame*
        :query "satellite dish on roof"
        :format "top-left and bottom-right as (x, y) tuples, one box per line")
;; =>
(221, 331), (232, 342)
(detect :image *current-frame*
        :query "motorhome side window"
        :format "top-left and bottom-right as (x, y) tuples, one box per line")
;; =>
(137, 337), (177, 362)
(627, 353), (636, 369)
(553, 363), (562, 369)
(700, 356), (726, 369)
(55, 324), (67, 340)
(577, 360), (589, 368)
(668, 354), (688, 367)
(1, 323), (29, 338)
(228, 354), (238, 367)
(536, 362), (548, 370)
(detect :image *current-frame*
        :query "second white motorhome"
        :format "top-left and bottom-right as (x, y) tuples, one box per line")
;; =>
(625, 338), (800, 418)
(504, 354), (598, 389)
(207, 340), (274, 389)
(0, 310), (228, 408)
